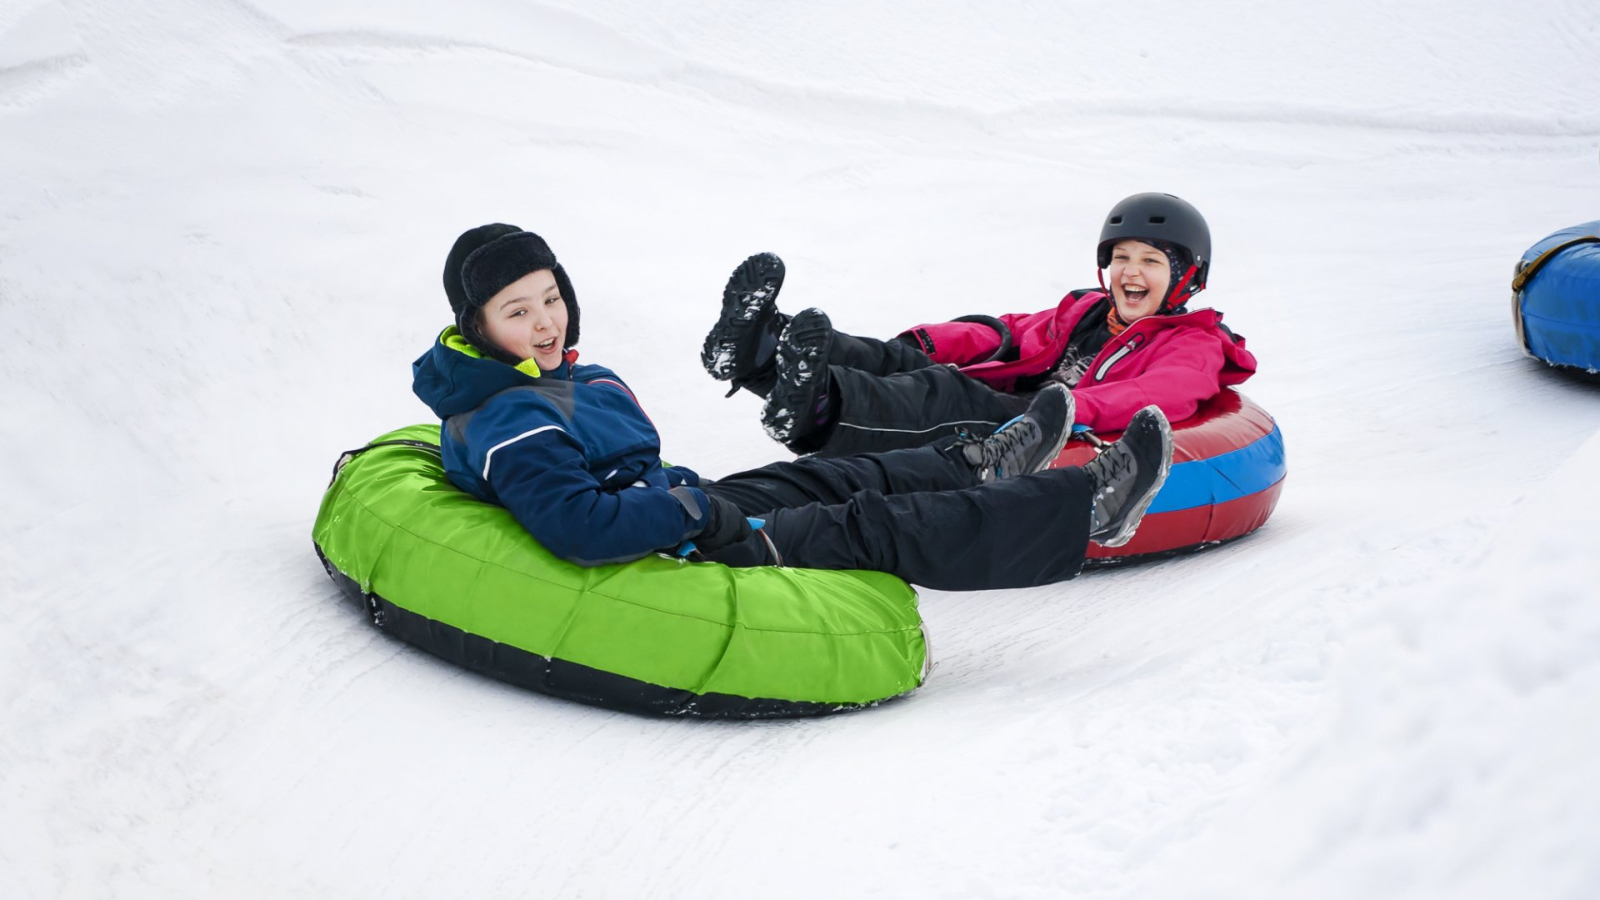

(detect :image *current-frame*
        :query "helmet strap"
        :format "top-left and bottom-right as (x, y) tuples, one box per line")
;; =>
(1164, 264), (1202, 311)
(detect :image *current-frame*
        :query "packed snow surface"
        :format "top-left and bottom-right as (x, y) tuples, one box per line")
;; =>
(4, 1), (1600, 897)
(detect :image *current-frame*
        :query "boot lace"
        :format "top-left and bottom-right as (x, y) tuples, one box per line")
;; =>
(964, 417), (1041, 480)
(1089, 443), (1135, 496)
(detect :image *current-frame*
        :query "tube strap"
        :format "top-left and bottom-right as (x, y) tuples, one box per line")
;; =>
(1513, 235), (1600, 293)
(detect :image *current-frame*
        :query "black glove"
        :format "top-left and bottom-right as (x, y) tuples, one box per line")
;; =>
(695, 493), (753, 554)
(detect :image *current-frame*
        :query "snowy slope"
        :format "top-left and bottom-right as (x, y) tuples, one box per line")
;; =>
(3, 1), (1599, 897)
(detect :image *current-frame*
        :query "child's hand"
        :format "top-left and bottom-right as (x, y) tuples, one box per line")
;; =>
(695, 494), (754, 553)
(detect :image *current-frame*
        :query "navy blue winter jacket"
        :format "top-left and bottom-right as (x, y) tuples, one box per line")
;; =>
(412, 329), (710, 565)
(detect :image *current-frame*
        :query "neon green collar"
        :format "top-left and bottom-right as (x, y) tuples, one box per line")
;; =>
(440, 326), (543, 378)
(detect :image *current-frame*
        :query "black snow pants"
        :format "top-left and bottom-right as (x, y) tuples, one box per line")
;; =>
(700, 439), (1091, 591)
(802, 330), (1033, 457)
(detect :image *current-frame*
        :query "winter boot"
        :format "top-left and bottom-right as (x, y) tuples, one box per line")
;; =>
(1082, 405), (1173, 547)
(702, 252), (787, 397)
(959, 384), (1075, 482)
(762, 308), (836, 447)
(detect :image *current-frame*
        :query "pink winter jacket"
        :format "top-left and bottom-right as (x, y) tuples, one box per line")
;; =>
(899, 290), (1257, 432)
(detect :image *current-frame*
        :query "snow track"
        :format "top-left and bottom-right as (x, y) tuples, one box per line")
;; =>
(3, 2), (1599, 898)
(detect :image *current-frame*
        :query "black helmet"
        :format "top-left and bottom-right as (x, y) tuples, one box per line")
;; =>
(1096, 193), (1211, 308)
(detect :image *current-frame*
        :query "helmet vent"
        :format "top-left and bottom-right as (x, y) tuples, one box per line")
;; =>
(1109, 215), (1124, 224)
(1149, 215), (1167, 224)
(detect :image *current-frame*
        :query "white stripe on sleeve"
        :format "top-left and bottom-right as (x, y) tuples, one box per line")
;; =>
(482, 425), (567, 481)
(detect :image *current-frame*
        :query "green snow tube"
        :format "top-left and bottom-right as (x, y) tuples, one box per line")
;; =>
(312, 425), (929, 718)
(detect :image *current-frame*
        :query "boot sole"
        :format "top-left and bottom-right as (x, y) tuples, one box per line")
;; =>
(702, 253), (784, 380)
(1094, 412), (1173, 548)
(762, 309), (832, 444)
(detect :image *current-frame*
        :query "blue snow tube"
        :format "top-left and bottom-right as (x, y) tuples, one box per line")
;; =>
(1514, 221), (1600, 373)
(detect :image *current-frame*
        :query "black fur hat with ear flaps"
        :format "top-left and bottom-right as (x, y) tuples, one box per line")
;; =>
(442, 224), (580, 365)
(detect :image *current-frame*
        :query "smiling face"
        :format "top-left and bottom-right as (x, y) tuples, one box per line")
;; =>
(478, 268), (569, 371)
(1106, 239), (1173, 322)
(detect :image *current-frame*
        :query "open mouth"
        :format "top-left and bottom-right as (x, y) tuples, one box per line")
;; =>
(1121, 286), (1149, 303)
(534, 337), (557, 352)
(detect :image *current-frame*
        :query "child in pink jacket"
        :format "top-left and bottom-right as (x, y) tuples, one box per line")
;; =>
(702, 193), (1256, 456)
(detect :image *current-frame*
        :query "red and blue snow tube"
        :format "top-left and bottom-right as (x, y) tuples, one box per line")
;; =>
(1053, 389), (1285, 564)
(1513, 221), (1600, 374)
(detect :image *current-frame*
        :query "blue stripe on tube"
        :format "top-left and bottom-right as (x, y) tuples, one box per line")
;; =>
(1147, 425), (1287, 514)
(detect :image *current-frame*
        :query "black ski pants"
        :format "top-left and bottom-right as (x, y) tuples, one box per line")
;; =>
(700, 439), (1090, 591)
(805, 330), (1033, 457)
